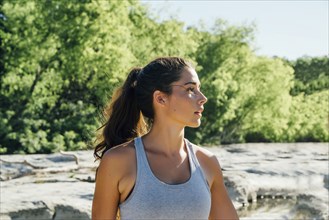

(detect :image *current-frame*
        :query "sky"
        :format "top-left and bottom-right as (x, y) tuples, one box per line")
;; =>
(141, 0), (328, 60)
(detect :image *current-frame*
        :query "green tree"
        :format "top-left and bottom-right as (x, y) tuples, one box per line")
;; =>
(283, 90), (329, 142)
(1, 0), (136, 153)
(0, 0), (199, 153)
(289, 56), (329, 95)
(1, 0), (328, 154)
(186, 21), (294, 144)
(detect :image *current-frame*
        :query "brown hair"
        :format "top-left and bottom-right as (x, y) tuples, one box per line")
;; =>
(94, 57), (193, 160)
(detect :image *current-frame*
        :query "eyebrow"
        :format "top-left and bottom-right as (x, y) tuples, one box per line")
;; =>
(183, 82), (196, 85)
(183, 82), (201, 87)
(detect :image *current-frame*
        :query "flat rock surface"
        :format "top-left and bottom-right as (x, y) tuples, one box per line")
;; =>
(1, 142), (328, 219)
(209, 142), (329, 219)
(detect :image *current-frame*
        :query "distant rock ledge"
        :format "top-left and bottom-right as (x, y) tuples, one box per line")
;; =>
(1, 143), (328, 219)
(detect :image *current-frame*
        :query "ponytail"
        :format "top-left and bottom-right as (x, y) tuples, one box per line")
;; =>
(94, 57), (193, 160)
(94, 68), (148, 160)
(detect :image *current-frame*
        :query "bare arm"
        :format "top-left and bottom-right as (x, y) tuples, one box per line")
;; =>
(92, 151), (120, 220)
(194, 146), (239, 220)
(209, 156), (239, 220)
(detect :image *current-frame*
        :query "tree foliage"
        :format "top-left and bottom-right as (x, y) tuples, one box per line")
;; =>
(186, 23), (296, 144)
(289, 56), (329, 95)
(1, 0), (328, 154)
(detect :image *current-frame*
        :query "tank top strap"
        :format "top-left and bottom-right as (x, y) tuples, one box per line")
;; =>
(133, 137), (142, 160)
(183, 138), (196, 173)
(134, 137), (148, 171)
(184, 138), (200, 168)
(184, 138), (210, 189)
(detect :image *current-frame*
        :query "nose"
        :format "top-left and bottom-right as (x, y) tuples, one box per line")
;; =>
(198, 91), (208, 105)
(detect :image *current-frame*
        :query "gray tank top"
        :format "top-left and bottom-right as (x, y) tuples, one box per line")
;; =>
(119, 137), (211, 219)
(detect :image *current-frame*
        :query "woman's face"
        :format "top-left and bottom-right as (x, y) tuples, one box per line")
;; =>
(165, 67), (208, 128)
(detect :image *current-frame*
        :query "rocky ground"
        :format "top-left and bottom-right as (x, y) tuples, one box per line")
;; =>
(0, 142), (328, 220)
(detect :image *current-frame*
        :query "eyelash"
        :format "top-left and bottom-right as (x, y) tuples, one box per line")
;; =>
(187, 87), (195, 93)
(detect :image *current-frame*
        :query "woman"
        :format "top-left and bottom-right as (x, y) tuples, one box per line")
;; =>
(92, 57), (239, 219)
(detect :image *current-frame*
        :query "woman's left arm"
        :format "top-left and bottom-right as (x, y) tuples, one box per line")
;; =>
(208, 156), (239, 220)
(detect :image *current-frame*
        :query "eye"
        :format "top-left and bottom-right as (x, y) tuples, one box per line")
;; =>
(187, 87), (196, 93)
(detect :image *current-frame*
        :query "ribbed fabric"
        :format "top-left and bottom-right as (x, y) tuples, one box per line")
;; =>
(119, 137), (211, 220)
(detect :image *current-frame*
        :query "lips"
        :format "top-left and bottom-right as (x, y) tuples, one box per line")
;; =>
(194, 108), (204, 116)
(194, 112), (202, 116)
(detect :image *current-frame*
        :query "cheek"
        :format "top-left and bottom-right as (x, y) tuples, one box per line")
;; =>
(169, 93), (193, 113)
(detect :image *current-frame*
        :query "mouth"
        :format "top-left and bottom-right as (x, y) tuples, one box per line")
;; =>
(194, 112), (202, 117)
(194, 109), (203, 116)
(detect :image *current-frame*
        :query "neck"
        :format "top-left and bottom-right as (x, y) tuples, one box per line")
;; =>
(142, 120), (185, 156)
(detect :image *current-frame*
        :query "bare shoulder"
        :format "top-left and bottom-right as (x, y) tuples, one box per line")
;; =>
(190, 143), (221, 167)
(189, 142), (222, 186)
(102, 140), (135, 161)
(189, 143), (239, 219)
(191, 143), (214, 157)
(92, 140), (137, 219)
(97, 140), (136, 178)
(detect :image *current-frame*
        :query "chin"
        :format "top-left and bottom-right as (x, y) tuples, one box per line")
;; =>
(187, 121), (201, 128)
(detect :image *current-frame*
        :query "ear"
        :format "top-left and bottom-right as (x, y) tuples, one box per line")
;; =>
(153, 90), (168, 107)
